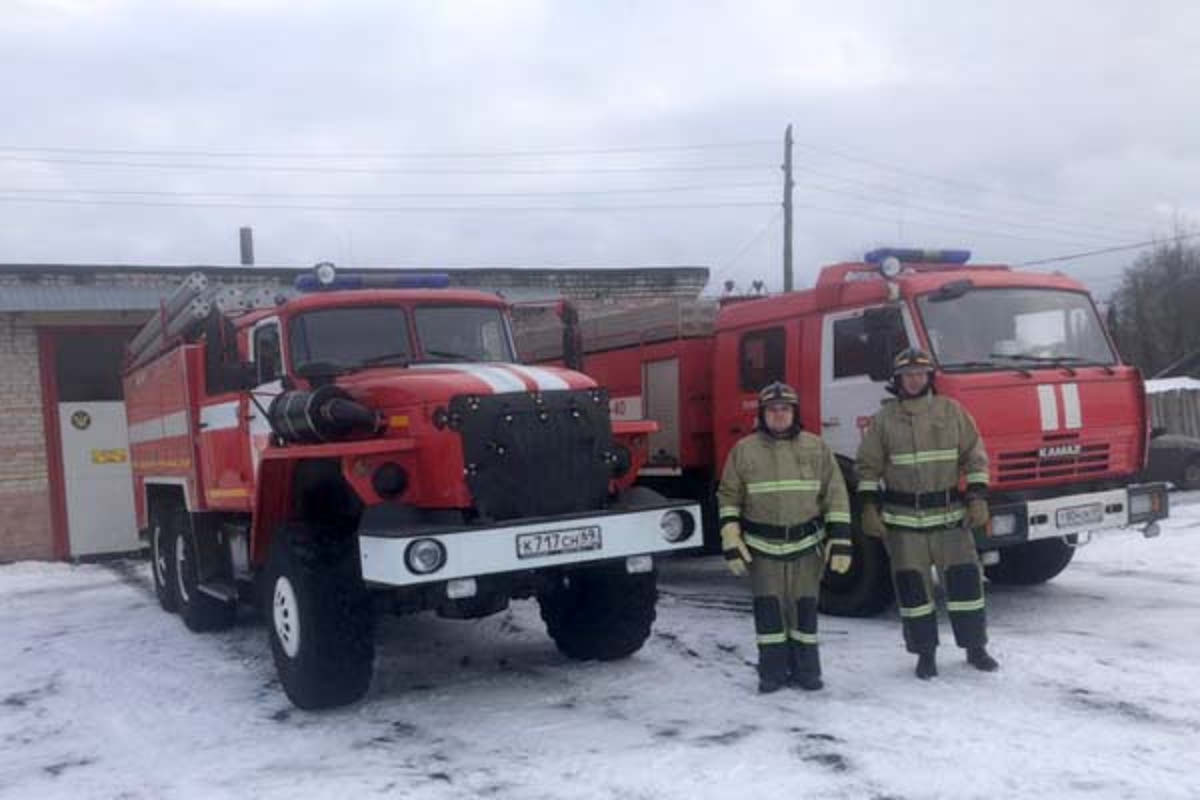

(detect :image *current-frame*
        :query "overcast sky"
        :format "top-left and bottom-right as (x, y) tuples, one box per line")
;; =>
(2, 0), (1197, 297)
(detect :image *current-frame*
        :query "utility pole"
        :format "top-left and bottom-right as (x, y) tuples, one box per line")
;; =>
(782, 124), (794, 292)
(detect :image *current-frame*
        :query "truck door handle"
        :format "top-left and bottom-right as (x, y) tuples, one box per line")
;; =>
(822, 417), (841, 428)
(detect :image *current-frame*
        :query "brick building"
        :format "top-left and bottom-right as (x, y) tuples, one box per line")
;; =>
(0, 262), (708, 563)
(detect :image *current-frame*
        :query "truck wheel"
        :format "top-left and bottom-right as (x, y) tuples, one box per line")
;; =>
(1180, 457), (1200, 490)
(149, 504), (178, 613)
(538, 564), (656, 661)
(172, 508), (237, 632)
(984, 537), (1076, 585)
(264, 523), (375, 710)
(819, 529), (894, 617)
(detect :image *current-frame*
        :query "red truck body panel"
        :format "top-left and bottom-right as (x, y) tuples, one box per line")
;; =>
(574, 261), (1148, 496)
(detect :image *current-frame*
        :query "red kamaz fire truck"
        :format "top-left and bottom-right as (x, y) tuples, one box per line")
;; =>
(518, 248), (1170, 616)
(123, 264), (701, 709)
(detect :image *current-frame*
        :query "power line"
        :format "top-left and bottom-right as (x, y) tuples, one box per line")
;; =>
(791, 162), (1151, 241)
(710, 209), (783, 289)
(0, 194), (776, 213)
(0, 155), (775, 176)
(0, 139), (775, 160)
(0, 181), (776, 200)
(791, 140), (1165, 228)
(795, 182), (1129, 244)
(790, 199), (1099, 248)
(1018, 231), (1200, 266)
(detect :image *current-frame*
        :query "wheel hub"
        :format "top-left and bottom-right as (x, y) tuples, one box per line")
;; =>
(153, 526), (168, 587)
(174, 531), (190, 604)
(272, 577), (301, 659)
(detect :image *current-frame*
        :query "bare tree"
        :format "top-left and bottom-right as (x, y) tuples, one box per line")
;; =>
(1107, 228), (1200, 375)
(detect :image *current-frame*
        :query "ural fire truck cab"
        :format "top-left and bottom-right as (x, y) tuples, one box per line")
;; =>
(123, 265), (701, 709)
(533, 249), (1169, 616)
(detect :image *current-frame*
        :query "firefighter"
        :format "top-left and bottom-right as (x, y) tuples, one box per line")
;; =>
(855, 348), (999, 679)
(717, 381), (853, 694)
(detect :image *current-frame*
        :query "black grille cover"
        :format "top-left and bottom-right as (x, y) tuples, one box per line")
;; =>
(451, 388), (614, 521)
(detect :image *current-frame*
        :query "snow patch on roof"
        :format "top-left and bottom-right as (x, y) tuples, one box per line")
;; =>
(1146, 377), (1200, 394)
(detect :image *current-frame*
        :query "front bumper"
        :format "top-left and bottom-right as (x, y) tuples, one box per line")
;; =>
(358, 501), (702, 587)
(979, 482), (1169, 549)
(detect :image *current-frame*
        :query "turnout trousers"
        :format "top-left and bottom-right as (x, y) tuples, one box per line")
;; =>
(748, 548), (825, 684)
(884, 526), (987, 654)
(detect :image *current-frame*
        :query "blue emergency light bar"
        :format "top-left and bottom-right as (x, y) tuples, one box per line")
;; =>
(864, 248), (971, 265)
(294, 270), (452, 292)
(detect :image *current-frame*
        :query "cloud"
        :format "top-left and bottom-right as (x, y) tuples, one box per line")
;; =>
(0, 0), (1197, 298)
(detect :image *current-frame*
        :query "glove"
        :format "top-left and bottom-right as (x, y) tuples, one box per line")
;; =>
(825, 523), (853, 574)
(966, 497), (989, 530)
(859, 501), (887, 538)
(720, 521), (752, 577)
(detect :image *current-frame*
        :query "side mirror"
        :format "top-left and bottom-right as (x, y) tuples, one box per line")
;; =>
(867, 350), (893, 383)
(863, 306), (904, 382)
(226, 361), (259, 391)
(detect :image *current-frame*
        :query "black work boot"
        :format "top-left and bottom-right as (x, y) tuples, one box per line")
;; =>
(967, 646), (999, 672)
(915, 651), (938, 680)
(789, 644), (822, 691)
(791, 673), (824, 692)
(758, 676), (787, 694)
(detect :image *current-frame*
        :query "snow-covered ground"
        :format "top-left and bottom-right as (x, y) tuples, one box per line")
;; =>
(3, 497), (1200, 800)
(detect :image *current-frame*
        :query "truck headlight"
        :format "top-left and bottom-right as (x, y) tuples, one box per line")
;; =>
(990, 512), (1018, 537)
(1128, 486), (1168, 523)
(659, 510), (695, 543)
(405, 538), (446, 575)
(1129, 493), (1154, 518)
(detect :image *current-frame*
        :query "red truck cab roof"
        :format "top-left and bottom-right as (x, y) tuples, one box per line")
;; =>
(716, 261), (1092, 332)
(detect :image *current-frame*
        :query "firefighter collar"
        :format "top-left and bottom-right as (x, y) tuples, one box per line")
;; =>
(898, 393), (934, 415)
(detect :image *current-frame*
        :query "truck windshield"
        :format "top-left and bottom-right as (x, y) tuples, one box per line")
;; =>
(289, 306), (412, 373)
(414, 305), (514, 362)
(917, 287), (1117, 369)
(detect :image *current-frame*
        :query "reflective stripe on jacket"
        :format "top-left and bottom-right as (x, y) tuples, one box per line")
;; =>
(854, 394), (989, 529)
(717, 430), (851, 553)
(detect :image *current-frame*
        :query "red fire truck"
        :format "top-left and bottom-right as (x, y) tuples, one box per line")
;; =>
(518, 248), (1170, 616)
(123, 264), (701, 709)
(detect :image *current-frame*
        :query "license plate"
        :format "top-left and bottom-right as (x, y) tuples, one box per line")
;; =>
(1056, 503), (1103, 529)
(516, 525), (602, 560)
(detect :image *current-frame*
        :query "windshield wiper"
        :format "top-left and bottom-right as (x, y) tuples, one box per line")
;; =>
(989, 353), (1116, 376)
(295, 360), (351, 379)
(422, 349), (476, 362)
(343, 351), (412, 373)
(1039, 355), (1117, 375)
(941, 359), (999, 370)
(943, 359), (1032, 377)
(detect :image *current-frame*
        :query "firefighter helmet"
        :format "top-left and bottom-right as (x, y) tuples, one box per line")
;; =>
(890, 348), (935, 398)
(892, 348), (935, 376)
(757, 381), (801, 439)
(758, 381), (799, 410)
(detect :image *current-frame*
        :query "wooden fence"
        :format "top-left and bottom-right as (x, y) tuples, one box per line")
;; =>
(1148, 388), (1200, 437)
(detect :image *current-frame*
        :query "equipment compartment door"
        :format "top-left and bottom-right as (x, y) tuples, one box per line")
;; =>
(643, 358), (681, 468)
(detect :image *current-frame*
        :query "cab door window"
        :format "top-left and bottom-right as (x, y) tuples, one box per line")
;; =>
(832, 307), (909, 381)
(739, 327), (785, 392)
